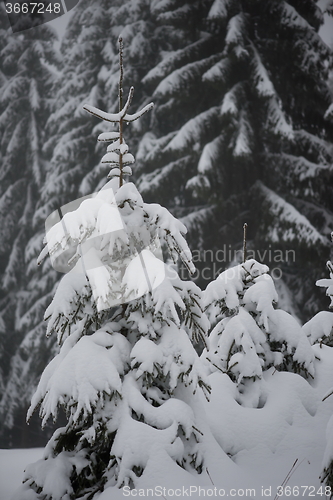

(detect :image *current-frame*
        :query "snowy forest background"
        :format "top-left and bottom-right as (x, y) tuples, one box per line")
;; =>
(1, 0), (333, 496)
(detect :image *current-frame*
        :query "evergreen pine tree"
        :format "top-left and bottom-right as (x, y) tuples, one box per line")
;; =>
(136, 0), (333, 319)
(14, 40), (210, 500)
(202, 257), (314, 407)
(302, 233), (333, 346)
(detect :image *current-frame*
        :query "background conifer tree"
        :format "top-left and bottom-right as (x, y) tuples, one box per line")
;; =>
(0, 11), (60, 445)
(302, 242), (333, 347)
(137, 0), (333, 319)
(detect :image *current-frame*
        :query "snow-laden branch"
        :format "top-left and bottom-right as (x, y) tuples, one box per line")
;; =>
(83, 99), (154, 123)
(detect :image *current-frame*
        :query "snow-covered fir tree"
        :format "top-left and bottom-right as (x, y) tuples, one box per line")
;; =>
(14, 41), (210, 499)
(136, 0), (333, 318)
(202, 257), (314, 407)
(302, 246), (333, 347)
(0, 10), (60, 445)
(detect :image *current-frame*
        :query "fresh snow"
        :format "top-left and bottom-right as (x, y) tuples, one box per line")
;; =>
(303, 311), (333, 344)
(233, 112), (252, 156)
(83, 101), (154, 124)
(5, 253), (333, 498)
(138, 157), (190, 195)
(221, 84), (239, 116)
(256, 181), (328, 246)
(5, 345), (333, 499)
(202, 57), (230, 84)
(27, 326), (129, 426)
(0, 448), (43, 500)
(252, 46), (275, 98)
(165, 107), (220, 153)
(280, 153), (329, 181)
(225, 13), (246, 47)
(153, 55), (222, 98)
(208, 0), (231, 20)
(267, 95), (294, 139)
(142, 36), (210, 86)
(198, 137), (222, 174)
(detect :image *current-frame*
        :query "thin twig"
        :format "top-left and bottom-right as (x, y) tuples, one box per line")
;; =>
(206, 467), (215, 486)
(119, 36), (123, 112)
(243, 222), (247, 262)
(323, 389), (333, 402)
(273, 458), (308, 500)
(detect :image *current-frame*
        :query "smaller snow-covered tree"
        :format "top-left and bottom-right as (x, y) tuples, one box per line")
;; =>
(317, 234), (333, 490)
(303, 236), (333, 346)
(14, 39), (210, 500)
(202, 258), (314, 407)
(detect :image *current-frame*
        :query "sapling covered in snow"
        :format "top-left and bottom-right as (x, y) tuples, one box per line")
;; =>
(317, 236), (333, 490)
(302, 308), (333, 347)
(303, 236), (333, 346)
(14, 40), (210, 500)
(202, 258), (314, 408)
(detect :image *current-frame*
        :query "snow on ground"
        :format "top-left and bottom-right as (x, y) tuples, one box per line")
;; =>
(0, 448), (43, 499)
(2, 344), (333, 499)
